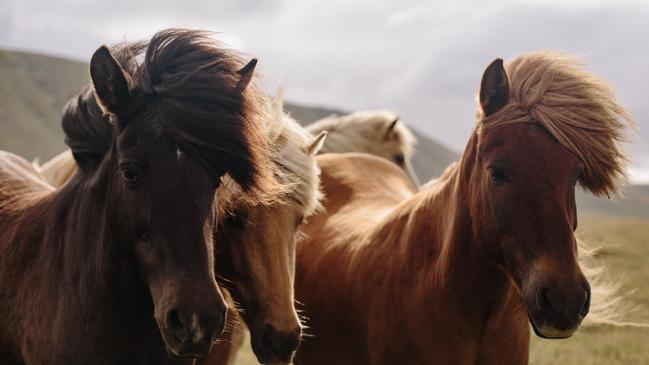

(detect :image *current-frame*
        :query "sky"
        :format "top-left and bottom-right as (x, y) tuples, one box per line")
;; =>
(2, 0), (648, 183)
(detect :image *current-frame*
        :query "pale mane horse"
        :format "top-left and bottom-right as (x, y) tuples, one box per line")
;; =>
(203, 90), (326, 365)
(38, 150), (76, 188)
(306, 110), (420, 187)
(293, 52), (638, 365)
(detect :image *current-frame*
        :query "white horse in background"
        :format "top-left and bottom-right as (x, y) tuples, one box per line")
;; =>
(306, 110), (420, 187)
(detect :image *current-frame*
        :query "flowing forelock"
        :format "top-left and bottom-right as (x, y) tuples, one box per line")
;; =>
(217, 91), (323, 218)
(478, 52), (633, 196)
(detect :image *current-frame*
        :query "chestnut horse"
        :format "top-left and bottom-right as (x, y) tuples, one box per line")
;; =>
(307, 110), (420, 187)
(0, 29), (277, 364)
(203, 93), (326, 365)
(294, 52), (632, 364)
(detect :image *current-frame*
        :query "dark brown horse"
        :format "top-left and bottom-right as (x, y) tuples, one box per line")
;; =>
(35, 59), (323, 364)
(0, 29), (275, 364)
(294, 52), (632, 364)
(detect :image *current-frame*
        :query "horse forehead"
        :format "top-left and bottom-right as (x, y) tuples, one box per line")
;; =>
(481, 125), (566, 160)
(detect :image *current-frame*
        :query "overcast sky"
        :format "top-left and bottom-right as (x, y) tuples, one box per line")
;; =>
(2, 0), (648, 183)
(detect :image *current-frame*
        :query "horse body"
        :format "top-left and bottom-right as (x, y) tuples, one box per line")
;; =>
(204, 94), (326, 365)
(37, 150), (75, 188)
(306, 110), (420, 187)
(0, 152), (170, 364)
(294, 153), (528, 365)
(37, 90), (326, 364)
(0, 29), (278, 364)
(295, 52), (631, 364)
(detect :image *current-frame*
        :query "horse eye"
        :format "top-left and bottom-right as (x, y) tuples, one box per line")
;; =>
(394, 154), (405, 165)
(121, 167), (139, 186)
(489, 167), (509, 184)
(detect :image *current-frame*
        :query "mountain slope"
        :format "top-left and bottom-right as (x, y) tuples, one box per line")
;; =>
(0, 48), (88, 161)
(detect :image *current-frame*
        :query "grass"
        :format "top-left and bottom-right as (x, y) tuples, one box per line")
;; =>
(233, 215), (649, 364)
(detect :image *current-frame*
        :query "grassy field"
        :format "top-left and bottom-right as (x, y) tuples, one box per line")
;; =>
(232, 215), (649, 365)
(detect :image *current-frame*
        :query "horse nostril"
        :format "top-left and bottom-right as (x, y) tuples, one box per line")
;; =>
(580, 288), (591, 316)
(262, 325), (302, 357)
(540, 288), (562, 314)
(165, 309), (187, 342)
(285, 327), (302, 352)
(214, 306), (227, 336)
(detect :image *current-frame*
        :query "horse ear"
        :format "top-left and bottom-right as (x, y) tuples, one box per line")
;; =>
(90, 46), (133, 117)
(479, 58), (509, 117)
(237, 58), (258, 91)
(306, 131), (327, 156)
(384, 117), (399, 139)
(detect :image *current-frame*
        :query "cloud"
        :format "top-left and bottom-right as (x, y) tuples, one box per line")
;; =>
(1, 0), (647, 181)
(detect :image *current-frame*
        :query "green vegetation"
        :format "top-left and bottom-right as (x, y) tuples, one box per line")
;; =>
(0, 49), (88, 161)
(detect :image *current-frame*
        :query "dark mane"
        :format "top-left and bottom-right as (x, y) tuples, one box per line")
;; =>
(63, 29), (273, 197)
(61, 86), (111, 169)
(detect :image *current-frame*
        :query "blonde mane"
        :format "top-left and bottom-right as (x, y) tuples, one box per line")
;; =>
(37, 150), (76, 188)
(307, 110), (416, 160)
(479, 51), (633, 196)
(217, 90), (323, 218)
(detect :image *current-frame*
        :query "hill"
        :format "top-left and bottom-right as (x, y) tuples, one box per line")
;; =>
(0, 48), (89, 161)
(0, 48), (646, 218)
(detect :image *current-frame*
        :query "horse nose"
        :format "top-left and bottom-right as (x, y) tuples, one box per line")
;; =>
(261, 325), (302, 360)
(164, 306), (227, 357)
(540, 285), (590, 319)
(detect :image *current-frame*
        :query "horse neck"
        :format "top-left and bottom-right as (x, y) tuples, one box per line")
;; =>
(38, 154), (140, 305)
(366, 134), (512, 318)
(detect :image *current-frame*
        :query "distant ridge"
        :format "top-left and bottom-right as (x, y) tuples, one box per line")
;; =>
(0, 48), (88, 160)
(0, 48), (646, 217)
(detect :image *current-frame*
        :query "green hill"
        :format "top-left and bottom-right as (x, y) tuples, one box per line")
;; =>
(0, 48), (88, 161)
(0, 48), (646, 218)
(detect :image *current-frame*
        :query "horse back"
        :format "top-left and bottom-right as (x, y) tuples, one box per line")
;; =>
(295, 153), (415, 364)
(0, 151), (53, 203)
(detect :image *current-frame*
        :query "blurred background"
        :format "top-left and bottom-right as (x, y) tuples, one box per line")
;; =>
(0, 0), (647, 363)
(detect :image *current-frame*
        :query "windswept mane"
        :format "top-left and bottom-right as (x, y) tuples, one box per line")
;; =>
(218, 90), (322, 217)
(478, 52), (633, 196)
(63, 29), (275, 200)
(307, 110), (416, 158)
